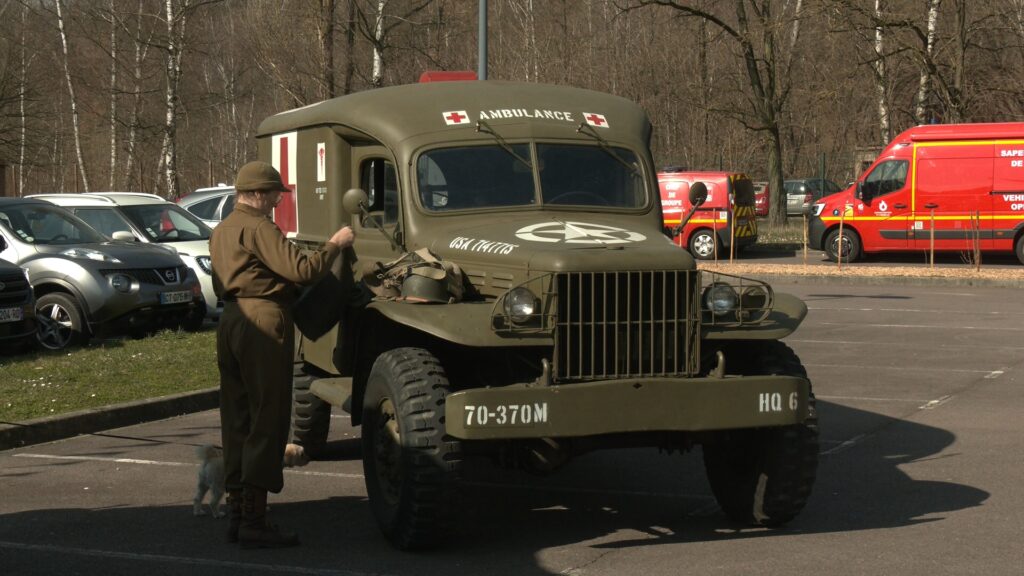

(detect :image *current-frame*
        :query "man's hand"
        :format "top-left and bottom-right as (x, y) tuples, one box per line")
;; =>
(328, 226), (355, 249)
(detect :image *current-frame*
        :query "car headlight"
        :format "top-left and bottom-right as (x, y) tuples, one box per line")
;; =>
(195, 256), (212, 275)
(812, 203), (825, 217)
(108, 273), (134, 293)
(61, 247), (122, 263)
(504, 287), (539, 324)
(702, 282), (738, 317)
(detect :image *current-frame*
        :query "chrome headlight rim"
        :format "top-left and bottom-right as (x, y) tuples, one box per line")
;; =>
(702, 282), (738, 317)
(503, 287), (539, 324)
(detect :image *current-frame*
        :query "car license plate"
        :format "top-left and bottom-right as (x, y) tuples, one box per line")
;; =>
(0, 306), (23, 323)
(159, 291), (192, 305)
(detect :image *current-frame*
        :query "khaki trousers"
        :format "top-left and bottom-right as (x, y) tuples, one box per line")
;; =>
(217, 298), (294, 493)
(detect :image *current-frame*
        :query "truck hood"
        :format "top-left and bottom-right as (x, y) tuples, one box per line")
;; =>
(425, 212), (695, 272)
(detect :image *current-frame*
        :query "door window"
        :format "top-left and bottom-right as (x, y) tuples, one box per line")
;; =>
(862, 160), (909, 199)
(360, 158), (400, 225)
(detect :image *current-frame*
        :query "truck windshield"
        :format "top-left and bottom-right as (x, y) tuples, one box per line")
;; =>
(417, 143), (645, 211)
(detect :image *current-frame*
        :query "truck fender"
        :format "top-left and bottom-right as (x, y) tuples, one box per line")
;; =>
(364, 299), (554, 348)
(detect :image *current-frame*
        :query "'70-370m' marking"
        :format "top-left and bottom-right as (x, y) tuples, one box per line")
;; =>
(464, 403), (549, 427)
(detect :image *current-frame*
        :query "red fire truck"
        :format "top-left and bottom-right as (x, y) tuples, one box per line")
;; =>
(808, 123), (1024, 264)
(659, 168), (758, 260)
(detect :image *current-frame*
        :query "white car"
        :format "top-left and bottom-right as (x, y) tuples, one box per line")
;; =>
(31, 192), (220, 320)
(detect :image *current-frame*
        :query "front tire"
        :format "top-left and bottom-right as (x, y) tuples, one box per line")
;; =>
(362, 348), (461, 550)
(35, 293), (88, 350)
(689, 229), (718, 260)
(1015, 234), (1024, 265)
(824, 228), (861, 263)
(702, 341), (819, 526)
(291, 364), (331, 459)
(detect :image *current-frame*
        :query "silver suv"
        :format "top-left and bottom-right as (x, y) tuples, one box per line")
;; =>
(0, 198), (203, 350)
(33, 192), (220, 320)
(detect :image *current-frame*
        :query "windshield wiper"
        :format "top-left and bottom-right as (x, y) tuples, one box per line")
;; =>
(476, 120), (533, 170)
(576, 121), (639, 175)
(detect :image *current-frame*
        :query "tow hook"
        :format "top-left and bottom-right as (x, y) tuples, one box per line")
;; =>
(712, 350), (726, 379)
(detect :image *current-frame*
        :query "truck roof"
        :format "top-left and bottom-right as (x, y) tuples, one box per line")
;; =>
(896, 122), (1024, 143)
(256, 80), (652, 154)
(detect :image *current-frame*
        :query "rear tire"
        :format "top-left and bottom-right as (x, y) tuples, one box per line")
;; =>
(824, 228), (861, 263)
(1015, 234), (1024, 265)
(702, 341), (819, 526)
(35, 292), (88, 351)
(362, 347), (461, 550)
(689, 229), (718, 260)
(291, 364), (331, 459)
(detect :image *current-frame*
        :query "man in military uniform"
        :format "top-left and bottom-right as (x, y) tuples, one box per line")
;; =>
(211, 160), (354, 549)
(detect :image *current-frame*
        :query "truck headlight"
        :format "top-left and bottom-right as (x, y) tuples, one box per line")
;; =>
(504, 287), (539, 324)
(702, 282), (738, 317)
(195, 256), (212, 275)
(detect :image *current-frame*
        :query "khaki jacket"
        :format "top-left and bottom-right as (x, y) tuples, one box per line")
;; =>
(210, 203), (340, 303)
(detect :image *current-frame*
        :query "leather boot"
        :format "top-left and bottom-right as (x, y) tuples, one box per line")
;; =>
(239, 486), (299, 549)
(225, 490), (243, 543)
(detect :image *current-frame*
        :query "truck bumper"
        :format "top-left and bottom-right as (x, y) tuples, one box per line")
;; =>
(445, 375), (811, 440)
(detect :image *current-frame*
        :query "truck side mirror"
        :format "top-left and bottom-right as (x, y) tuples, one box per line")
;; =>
(342, 188), (369, 218)
(688, 182), (708, 207)
(855, 182), (863, 200)
(671, 182), (710, 238)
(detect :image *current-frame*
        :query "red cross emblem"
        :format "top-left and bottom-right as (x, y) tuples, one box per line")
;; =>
(443, 110), (470, 125)
(584, 112), (609, 128)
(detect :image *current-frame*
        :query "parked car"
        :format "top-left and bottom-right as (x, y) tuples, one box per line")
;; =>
(752, 181), (770, 217)
(0, 253), (36, 354)
(784, 178), (843, 216)
(0, 198), (203, 350)
(177, 185), (235, 228)
(33, 192), (220, 320)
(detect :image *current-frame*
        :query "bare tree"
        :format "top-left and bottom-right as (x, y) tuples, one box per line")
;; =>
(55, 0), (90, 193)
(108, 0), (119, 189)
(625, 1), (806, 227)
(915, 0), (940, 124)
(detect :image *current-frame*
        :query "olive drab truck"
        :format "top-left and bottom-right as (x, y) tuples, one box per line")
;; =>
(256, 77), (819, 550)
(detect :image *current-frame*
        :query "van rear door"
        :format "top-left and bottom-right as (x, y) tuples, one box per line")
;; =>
(912, 142), (994, 251)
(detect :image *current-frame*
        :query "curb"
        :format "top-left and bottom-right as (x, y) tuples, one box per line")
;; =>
(0, 387), (219, 451)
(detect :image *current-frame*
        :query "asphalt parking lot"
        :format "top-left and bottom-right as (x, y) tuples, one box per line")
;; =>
(2, 279), (1023, 575)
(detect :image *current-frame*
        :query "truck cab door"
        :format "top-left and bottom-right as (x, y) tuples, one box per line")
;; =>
(353, 149), (405, 266)
(859, 159), (912, 251)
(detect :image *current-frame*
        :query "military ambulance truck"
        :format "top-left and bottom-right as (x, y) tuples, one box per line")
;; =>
(255, 78), (818, 549)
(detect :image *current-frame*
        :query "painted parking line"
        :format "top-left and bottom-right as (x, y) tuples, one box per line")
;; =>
(816, 395), (928, 403)
(805, 363), (994, 374)
(789, 338), (1024, 351)
(0, 540), (384, 576)
(11, 453), (365, 479)
(815, 322), (1024, 332)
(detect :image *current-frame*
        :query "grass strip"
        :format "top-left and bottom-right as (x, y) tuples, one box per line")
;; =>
(0, 329), (217, 422)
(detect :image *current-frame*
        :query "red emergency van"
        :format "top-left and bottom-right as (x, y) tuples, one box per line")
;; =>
(658, 168), (758, 260)
(808, 123), (1024, 264)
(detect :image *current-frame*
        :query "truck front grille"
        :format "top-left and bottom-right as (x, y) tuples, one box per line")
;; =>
(554, 271), (700, 381)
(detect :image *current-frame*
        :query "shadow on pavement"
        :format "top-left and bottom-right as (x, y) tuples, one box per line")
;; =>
(0, 400), (988, 575)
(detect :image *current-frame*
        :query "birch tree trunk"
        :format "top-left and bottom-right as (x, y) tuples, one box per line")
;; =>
(124, 0), (151, 191)
(56, 0), (91, 193)
(915, 0), (941, 124)
(344, 0), (356, 94)
(873, 0), (891, 144)
(108, 0), (118, 190)
(372, 0), (387, 87)
(18, 2), (29, 197)
(321, 0), (337, 99)
(160, 0), (189, 199)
